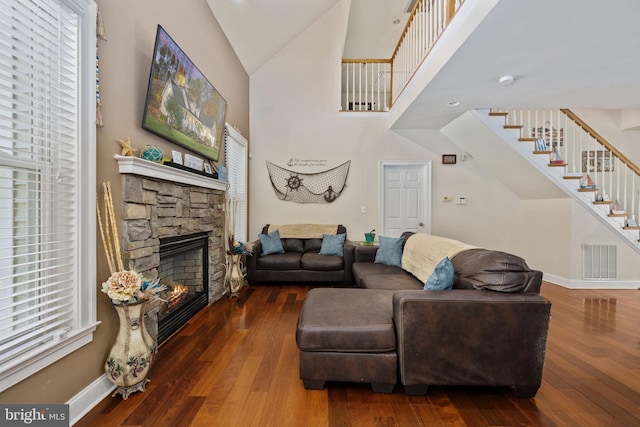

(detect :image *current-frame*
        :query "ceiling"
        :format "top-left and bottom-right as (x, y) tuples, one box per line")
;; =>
(206, 0), (411, 73)
(207, 0), (640, 130)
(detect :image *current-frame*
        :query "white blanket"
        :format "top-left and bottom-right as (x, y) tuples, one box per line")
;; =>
(401, 233), (476, 283)
(267, 224), (339, 239)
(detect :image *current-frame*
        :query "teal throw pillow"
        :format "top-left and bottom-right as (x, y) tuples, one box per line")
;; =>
(319, 233), (346, 257)
(258, 230), (285, 256)
(424, 257), (455, 290)
(374, 235), (405, 267)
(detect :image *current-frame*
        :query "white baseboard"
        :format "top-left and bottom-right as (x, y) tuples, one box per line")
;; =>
(543, 273), (640, 289)
(67, 374), (116, 426)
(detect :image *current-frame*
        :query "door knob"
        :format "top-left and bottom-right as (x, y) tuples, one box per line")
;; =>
(419, 222), (424, 227)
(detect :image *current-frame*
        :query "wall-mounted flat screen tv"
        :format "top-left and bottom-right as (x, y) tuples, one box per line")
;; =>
(142, 25), (226, 161)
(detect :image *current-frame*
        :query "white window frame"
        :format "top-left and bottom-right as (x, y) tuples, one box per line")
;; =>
(224, 124), (248, 243)
(0, 0), (98, 392)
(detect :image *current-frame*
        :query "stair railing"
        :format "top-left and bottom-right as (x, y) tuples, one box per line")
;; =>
(390, 0), (463, 105)
(341, 59), (392, 112)
(495, 109), (640, 230)
(341, 0), (465, 112)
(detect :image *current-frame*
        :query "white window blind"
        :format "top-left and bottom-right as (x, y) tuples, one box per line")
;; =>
(224, 125), (248, 243)
(0, 0), (97, 391)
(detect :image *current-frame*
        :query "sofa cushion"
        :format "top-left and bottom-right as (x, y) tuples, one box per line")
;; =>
(304, 238), (323, 253)
(282, 238), (304, 253)
(319, 233), (346, 257)
(451, 248), (536, 292)
(256, 252), (301, 270)
(259, 230), (285, 255)
(297, 288), (396, 352)
(424, 257), (454, 290)
(362, 273), (423, 291)
(374, 235), (405, 267)
(353, 262), (408, 288)
(301, 253), (344, 271)
(353, 261), (404, 277)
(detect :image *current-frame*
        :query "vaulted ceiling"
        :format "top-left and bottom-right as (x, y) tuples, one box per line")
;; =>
(207, 0), (640, 130)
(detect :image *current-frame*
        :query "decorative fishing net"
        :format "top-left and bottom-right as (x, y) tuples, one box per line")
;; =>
(266, 160), (351, 204)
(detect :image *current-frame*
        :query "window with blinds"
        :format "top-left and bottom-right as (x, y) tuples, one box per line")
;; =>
(0, 0), (97, 391)
(224, 125), (248, 243)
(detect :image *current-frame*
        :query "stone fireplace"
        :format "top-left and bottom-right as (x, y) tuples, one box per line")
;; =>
(116, 155), (228, 345)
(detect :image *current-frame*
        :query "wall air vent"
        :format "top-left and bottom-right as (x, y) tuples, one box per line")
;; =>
(583, 244), (617, 279)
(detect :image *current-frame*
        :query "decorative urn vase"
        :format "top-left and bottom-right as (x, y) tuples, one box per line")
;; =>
(105, 300), (155, 399)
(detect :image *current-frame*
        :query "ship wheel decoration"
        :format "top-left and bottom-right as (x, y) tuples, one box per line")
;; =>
(286, 173), (303, 191)
(266, 160), (351, 204)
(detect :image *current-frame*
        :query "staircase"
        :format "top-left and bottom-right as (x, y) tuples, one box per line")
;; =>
(478, 108), (640, 255)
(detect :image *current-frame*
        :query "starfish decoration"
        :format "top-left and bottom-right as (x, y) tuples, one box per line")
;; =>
(117, 137), (137, 156)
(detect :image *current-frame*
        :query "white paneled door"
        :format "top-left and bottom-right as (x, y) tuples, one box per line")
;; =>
(380, 162), (431, 238)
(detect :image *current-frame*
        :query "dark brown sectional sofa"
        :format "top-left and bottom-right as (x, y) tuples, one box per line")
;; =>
(296, 232), (552, 397)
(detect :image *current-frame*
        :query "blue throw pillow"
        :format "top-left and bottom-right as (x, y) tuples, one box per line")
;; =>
(258, 230), (285, 256)
(374, 235), (405, 267)
(424, 257), (455, 290)
(319, 233), (346, 257)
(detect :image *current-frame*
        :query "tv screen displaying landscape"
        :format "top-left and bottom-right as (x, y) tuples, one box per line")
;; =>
(142, 25), (226, 161)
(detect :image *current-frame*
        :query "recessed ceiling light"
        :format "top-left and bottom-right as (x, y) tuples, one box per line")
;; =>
(393, 19), (401, 25)
(499, 75), (514, 85)
(447, 101), (461, 107)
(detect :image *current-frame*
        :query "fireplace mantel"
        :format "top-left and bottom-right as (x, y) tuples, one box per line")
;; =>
(115, 154), (228, 191)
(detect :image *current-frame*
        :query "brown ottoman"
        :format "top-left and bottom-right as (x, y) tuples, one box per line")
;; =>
(296, 288), (397, 393)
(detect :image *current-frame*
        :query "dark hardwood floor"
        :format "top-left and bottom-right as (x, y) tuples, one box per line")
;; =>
(76, 282), (640, 426)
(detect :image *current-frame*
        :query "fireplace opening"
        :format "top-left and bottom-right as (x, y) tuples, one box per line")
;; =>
(157, 232), (209, 345)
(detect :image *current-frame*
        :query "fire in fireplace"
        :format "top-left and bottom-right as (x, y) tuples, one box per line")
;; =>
(157, 232), (209, 344)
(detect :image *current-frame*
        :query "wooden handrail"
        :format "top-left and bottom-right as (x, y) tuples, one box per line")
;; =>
(561, 109), (640, 176)
(390, 0), (423, 62)
(446, 0), (456, 24)
(390, 0), (460, 62)
(342, 58), (392, 64)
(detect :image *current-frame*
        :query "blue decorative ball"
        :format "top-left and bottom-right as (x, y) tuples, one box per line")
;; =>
(140, 145), (164, 163)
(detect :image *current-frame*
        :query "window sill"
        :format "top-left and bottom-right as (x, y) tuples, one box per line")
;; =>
(0, 322), (100, 392)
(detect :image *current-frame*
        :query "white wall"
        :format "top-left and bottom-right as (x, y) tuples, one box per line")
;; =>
(249, 2), (433, 241)
(248, 2), (640, 287)
(521, 199), (573, 276)
(249, 1), (525, 252)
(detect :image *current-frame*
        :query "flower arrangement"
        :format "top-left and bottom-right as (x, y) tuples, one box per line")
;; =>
(98, 182), (165, 304)
(101, 270), (165, 305)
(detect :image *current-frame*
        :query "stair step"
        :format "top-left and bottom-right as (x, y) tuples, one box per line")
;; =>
(480, 108), (640, 254)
